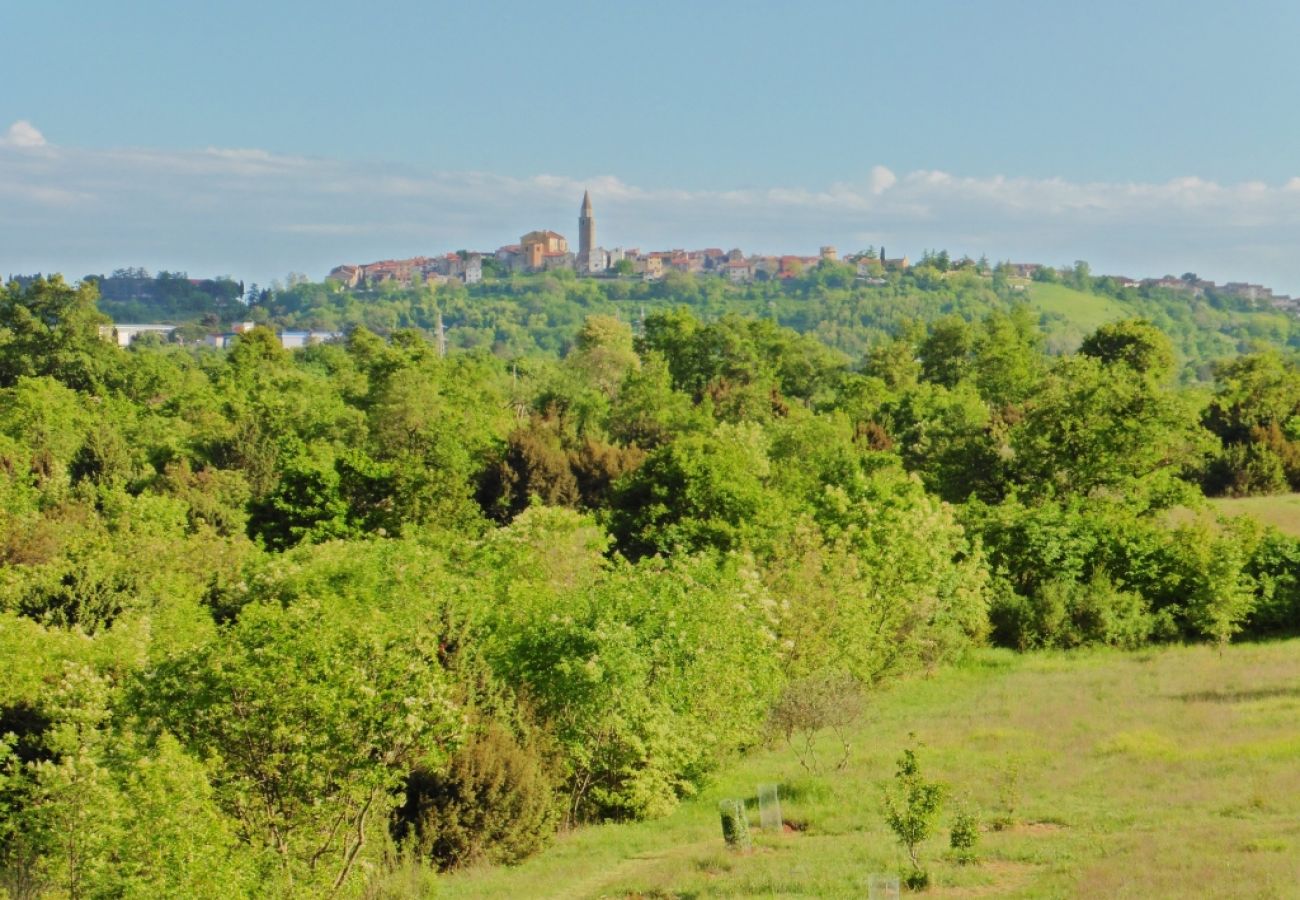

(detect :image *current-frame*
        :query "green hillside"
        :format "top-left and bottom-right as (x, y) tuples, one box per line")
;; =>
(99, 265), (1300, 378)
(1024, 282), (1134, 333)
(443, 641), (1300, 899)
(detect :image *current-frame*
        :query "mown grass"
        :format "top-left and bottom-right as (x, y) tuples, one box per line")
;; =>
(440, 641), (1300, 898)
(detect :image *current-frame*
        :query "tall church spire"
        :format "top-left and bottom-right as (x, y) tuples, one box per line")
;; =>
(578, 190), (595, 261)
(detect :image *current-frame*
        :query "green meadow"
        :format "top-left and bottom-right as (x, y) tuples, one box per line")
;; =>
(1022, 283), (1135, 350)
(1024, 282), (1133, 333)
(1210, 493), (1300, 538)
(443, 641), (1300, 898)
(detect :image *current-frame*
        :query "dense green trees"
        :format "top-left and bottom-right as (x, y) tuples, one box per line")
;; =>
(4, 273), (1300, 894)
(248, 265), (1298, 384)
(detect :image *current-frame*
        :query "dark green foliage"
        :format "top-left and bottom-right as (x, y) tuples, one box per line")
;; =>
(395, 723), (559, 871)
(242, 268), (1300, 384)
(1079, 318), (1175, 378)
(1008, 354), (1209, 510)
(989, 572), (1153, 650)
(0, 703), (53, 767)
(1201, 352), (1300, 495)
(0, 276), (118, 393)
(478, 418), (580, 522)
(246, 448), (352, 550)
(607, 422), (773, 559)
(1245, 530), (1300, 633)
(1204, 441), (1288, 497)
(88, 270), (244, 323)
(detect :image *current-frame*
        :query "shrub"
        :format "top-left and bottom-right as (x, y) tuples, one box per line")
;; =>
(949, 805), (981, 864)
(1203, 442), (1288, 497)
(395, 722), (559, 871)
(990, 757), (1022, 830)
(1244, 530), (1300, 634)
(767, 670), (864, 773)
(718, 799), (752, 851)
(989, 572), (1152, 650)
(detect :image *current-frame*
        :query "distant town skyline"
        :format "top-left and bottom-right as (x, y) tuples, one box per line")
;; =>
(5, 0), (1300, 290)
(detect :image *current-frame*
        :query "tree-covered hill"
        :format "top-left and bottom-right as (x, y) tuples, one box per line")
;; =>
(235, 263), (1300, 381)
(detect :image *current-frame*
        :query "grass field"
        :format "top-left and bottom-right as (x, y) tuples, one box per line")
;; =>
(1023, 283), (1133, 336)
(441, 641), (1300, 898)
(1209, 493), (1300, 538)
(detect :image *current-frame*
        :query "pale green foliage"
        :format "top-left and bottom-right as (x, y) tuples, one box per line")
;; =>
(1176, 518), (1260, 647)
(770, 464), (990, 684)
(475, 510), (780, 822)
(111, 734), (258, 898)
(134, 560), (464, 894)
(0, 377), (91, 478)
(2, 665), (256, 898)
(496, 554), (781, 821)
(718, 799), (752, 850)
(567, 314), (640, 398)
(7, 664), (124, 899)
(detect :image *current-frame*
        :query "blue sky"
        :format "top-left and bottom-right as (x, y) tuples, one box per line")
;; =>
(5, 0), (1300, 290)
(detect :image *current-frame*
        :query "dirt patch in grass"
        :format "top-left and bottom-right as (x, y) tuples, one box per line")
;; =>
(1012, 821), (1067, 836)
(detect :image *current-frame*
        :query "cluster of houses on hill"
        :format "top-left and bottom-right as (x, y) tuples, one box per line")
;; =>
(327, 192), (912, 289)
(1142, 275), (1300, 312)
(1005, 264), (1298, 311)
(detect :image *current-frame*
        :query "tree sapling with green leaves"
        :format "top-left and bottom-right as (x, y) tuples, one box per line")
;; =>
(883, 742), (946, 889)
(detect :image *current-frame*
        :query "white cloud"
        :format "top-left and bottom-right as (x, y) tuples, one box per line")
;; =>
(869, 165), (897, 195)
(1, 120), (47, 149)
(5, 136), (1300, 293)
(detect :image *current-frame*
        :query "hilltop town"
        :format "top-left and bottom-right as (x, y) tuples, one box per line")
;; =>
(326, 190), (914, 288)
(324, 191), (1300, 316)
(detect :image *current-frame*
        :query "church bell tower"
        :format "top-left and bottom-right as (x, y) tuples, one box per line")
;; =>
(579, 190), (595, 260)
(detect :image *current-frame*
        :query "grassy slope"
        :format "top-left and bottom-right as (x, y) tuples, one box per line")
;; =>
(1023, 282), (1133, 335)
(442, 642), (1300, 898)
(1210, 494), (1300, 537)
